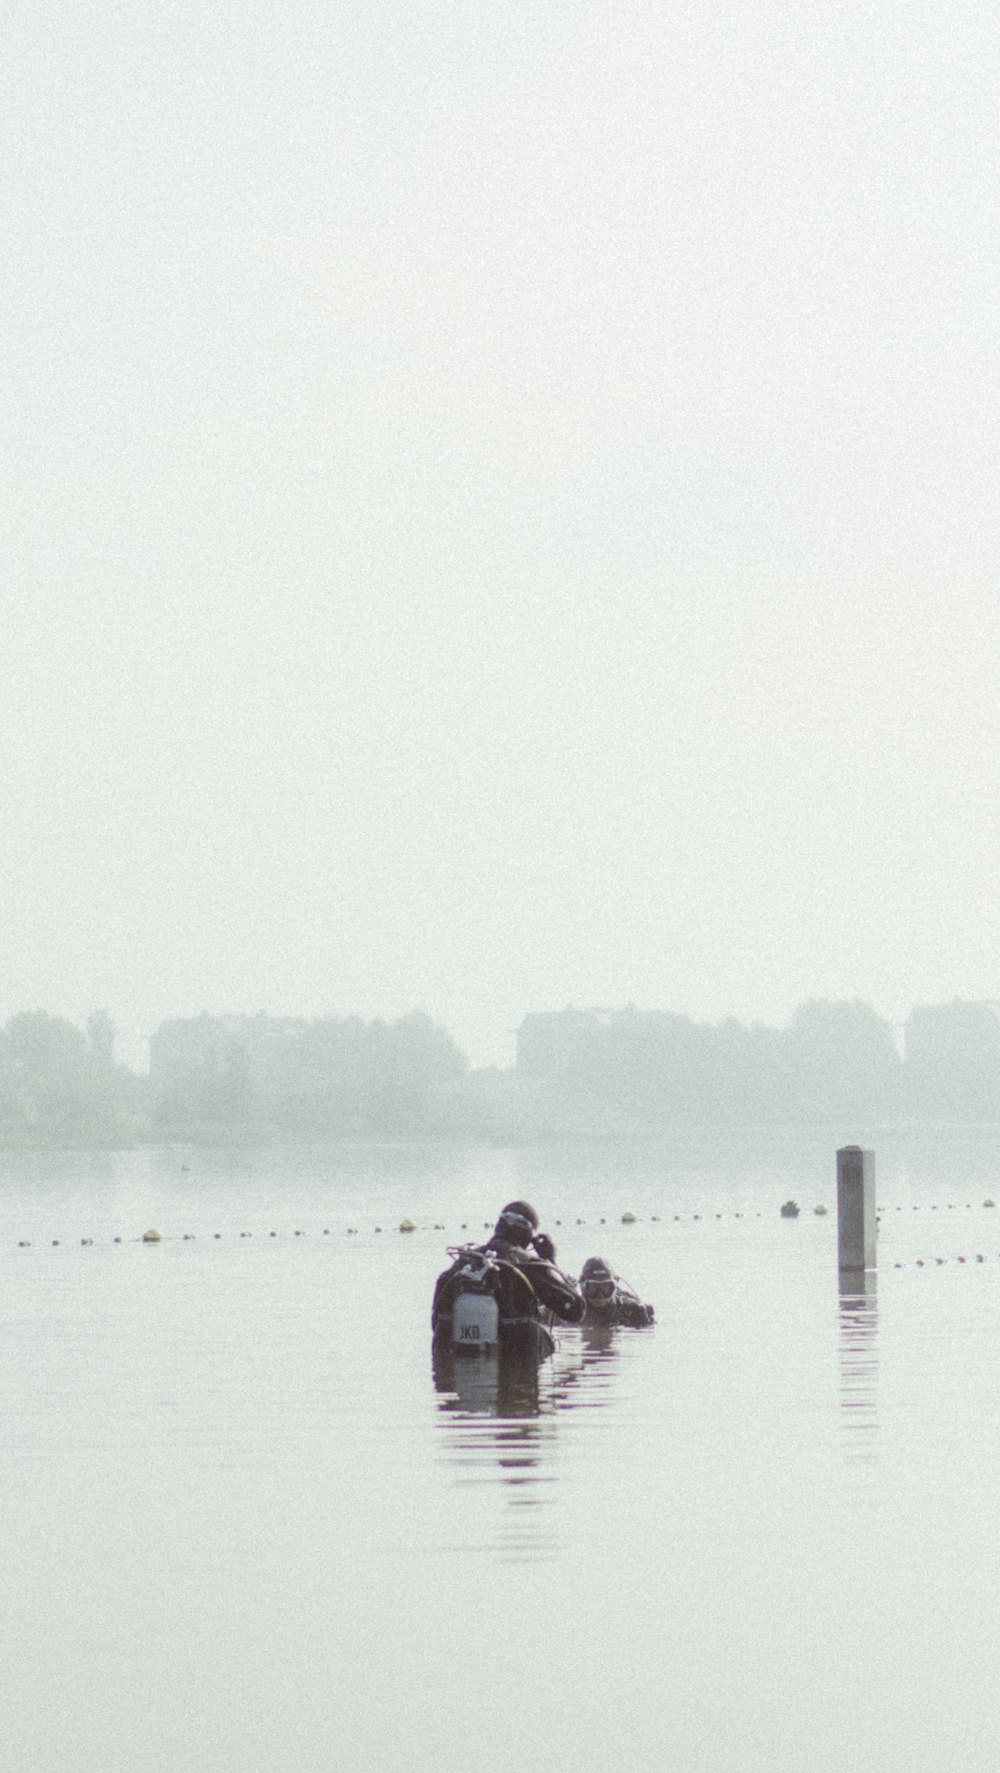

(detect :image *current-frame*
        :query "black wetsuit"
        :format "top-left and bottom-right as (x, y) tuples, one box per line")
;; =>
(582, 1284), (655, 1328)
(432, 1234), (585, 1352)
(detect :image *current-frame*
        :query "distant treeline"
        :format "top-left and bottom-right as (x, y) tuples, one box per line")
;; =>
(504, 999), (1000, 1135)
(0, 997), (999, 1147)
(0, 1010), (146, 1147)
(150, 1011), (467, 1140)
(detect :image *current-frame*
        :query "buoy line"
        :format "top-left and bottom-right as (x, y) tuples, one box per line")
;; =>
(6, 1210), (786, 1246)
(892, 1253), (1000, 1268)
(6, 1198), (1000, 1249)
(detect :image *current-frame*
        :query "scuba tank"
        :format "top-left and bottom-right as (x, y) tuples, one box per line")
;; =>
(451, 1289), (501, 1351)
(433, 1244), (555, 1360)
(445, 1248), (504, 1354)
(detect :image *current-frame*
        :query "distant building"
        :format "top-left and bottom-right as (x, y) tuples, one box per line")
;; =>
(149, 1013), (307, 1090)
(514, 1005), (707, 1117)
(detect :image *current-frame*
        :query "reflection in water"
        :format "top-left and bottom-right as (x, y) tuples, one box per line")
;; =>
(838, 1271), (879, 1465)
(433, 1327), (626, 1561)
(433, 1345), (543, 1419)
(552, 1321), (622, 1407)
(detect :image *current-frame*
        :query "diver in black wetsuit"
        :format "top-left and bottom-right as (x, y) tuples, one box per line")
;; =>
(432, 1200), (585, 1354)
(578, 1256), (655, 1327)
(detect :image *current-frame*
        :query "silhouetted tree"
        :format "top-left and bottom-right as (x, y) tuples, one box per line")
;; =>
(785, 1000), (901, 1123)
(904, 1001), (1000, 1120)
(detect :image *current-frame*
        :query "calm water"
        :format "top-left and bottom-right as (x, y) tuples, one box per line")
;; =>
(2, 1132), (1000, 1771)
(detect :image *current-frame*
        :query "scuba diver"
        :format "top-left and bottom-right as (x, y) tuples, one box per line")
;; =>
(432, 1200), (585, 1362)
(578, 1256), (655, 1327)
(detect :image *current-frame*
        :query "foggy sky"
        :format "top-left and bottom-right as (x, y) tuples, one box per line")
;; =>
(4, 0), (998, 1068)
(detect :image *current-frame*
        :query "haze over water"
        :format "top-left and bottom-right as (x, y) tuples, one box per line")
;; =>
(3, 1133), (999, 1771)
(5, 0), (1000, 1067)
(6, 2), (998, 1762)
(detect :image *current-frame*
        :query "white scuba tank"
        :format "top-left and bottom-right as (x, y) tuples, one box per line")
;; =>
(451, 1290), (500, 1352)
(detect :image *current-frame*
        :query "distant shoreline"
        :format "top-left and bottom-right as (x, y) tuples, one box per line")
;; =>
(5, 1118), (1000, 1154)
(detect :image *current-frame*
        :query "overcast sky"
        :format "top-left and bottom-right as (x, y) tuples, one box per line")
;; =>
(3, 0), (998, 1068)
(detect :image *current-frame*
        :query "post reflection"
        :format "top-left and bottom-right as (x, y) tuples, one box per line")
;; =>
(838, 1270), (879, 1464)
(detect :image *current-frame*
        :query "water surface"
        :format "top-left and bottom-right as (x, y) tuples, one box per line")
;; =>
(1, 1135), (998, 1771)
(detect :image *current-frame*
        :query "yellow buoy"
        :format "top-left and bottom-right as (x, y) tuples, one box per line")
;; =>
(621, 1211), (637, 1224)
(142, 1228), (162, 1243)
(399, 1219), (416, 1233)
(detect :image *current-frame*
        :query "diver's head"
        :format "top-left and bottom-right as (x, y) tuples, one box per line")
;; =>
(493, 1199), (539, 1248)
(580, 1256), (617, 1310)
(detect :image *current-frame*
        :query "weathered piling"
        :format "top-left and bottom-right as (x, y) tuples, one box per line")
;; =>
(839, 1266), (877, 1303)
(837, 1145), (876, 1272)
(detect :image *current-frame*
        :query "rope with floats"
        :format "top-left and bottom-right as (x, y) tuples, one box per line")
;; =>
(4, 1196), (999, 1251)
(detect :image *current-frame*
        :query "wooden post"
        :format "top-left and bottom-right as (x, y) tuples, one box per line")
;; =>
(839, 1266), (877, 1304)
(837, 1145), (876, 1272)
